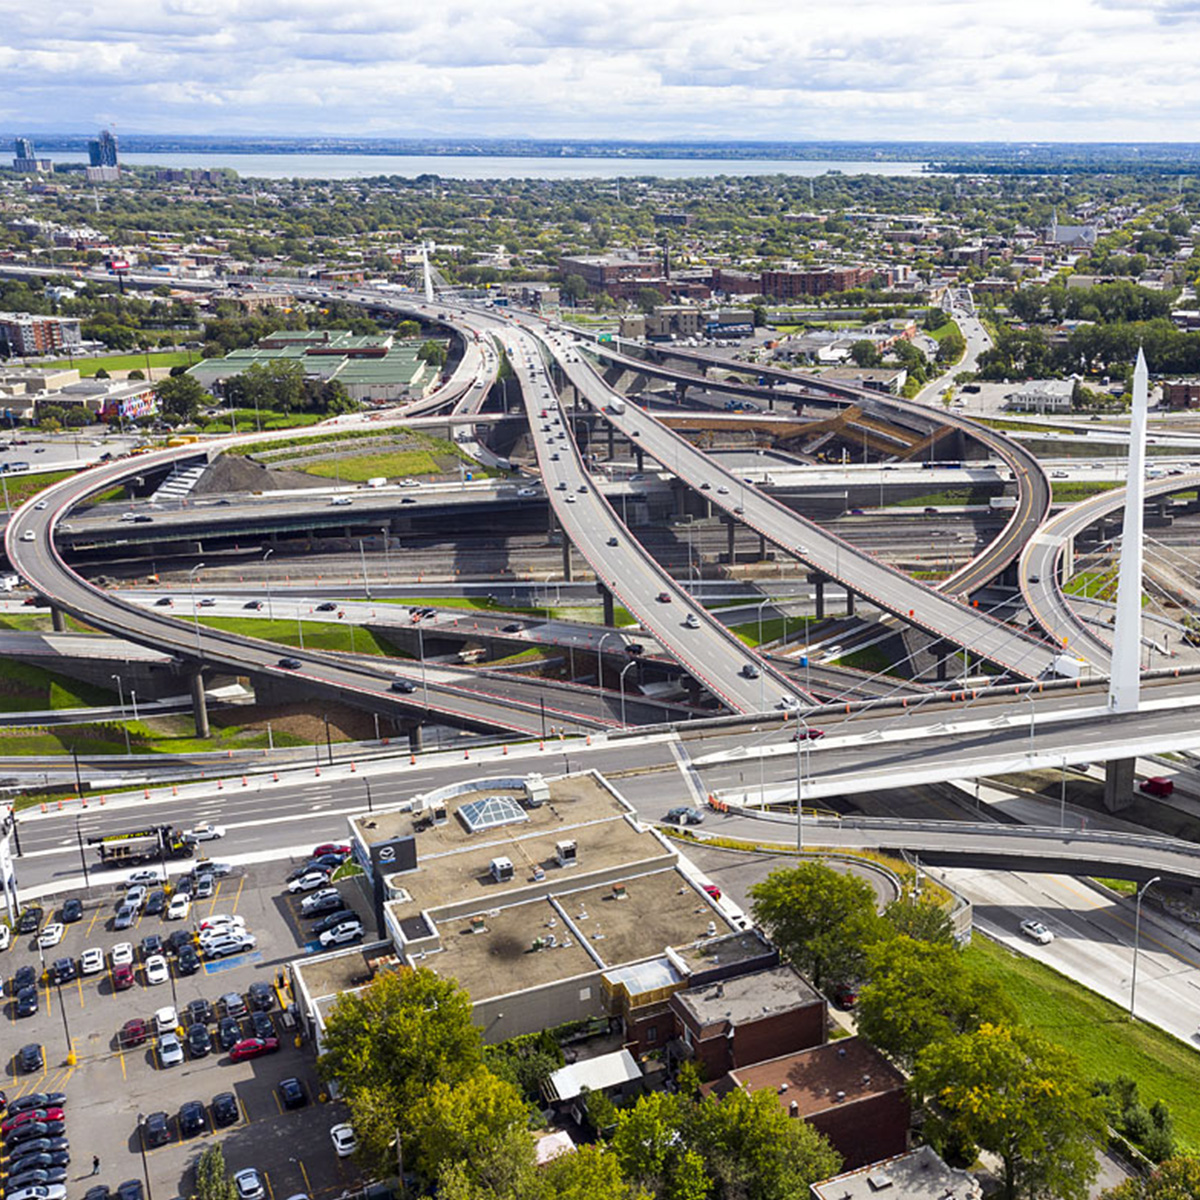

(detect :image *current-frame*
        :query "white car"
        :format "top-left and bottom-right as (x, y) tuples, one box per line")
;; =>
(127, 869), (160, 886)
(33, 500), (48, 510)
(8, 1187), (68, 1200)
(319, 921), (365, 948)
(198, 913), (245, 933)
(203, 933), (257, 959)
(145, 954), (170, 985)
(185, 822), (225, 842)
(167, 893), (192, 921)
(0, 924), (11, 952)
(125, 885), (148, 909)
(158, 1032), (185, 1068)
(111, 942), (134, 967)
(300, 888), (340, 915)
(19, 530), (34, 542)
(196, 861), (233, 877)
(80, 947), (105, 975)
(38, 922), (65, 948)
(155, 1005), (178, 1034)
(288, 870), (332, 893)
(330, 1123), (357, 1158)
(1020, 919), (1054, 945)
(233, 1169), (265, 1200)
(199, 925), (247, 948)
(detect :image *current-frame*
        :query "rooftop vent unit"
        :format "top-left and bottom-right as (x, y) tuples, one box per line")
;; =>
(612, 883), (627, 900)
(470, 915), (487, 934)
(490, 856), (514, 883)
(431, 802), (448, 826)
(555, 840), (577, 867)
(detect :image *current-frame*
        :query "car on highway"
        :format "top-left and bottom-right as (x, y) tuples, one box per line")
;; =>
(389, 677), (416, 693)
(157, 1033), (185, 1068)
(19, 530), (35, 542)
(244, 599), (264, 610)
(184, 822), (225, 842)
(37, 924), (64, 949)
(154, 597), (173, 606)
(656, 592), (671, 603)
(278, 657), (302, 670)
(684, 613), (700, 629)
(1020, 920), (1054, 945)
(791, 728), (826, 741)
(316, 602), (338, 612)
(665, 806), (704, 826)
(229, 1037), (279, 1063)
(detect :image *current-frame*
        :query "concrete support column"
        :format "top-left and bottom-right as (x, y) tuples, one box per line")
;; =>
(50, 606), (67, 633)
(676, 483), (688, 518)
(1104, 758), (1135, 812)
(635, 446), (644, 472)
(188, 669), (210, 740)
(599, 583), (615, 628)
(846, 590), (856, 618)
(814, 577), (825, 620)
(408, 723), (423, 753)
(1060, 535), (1075, 589)
(727, 519), (736, 564)
(758, 534), (766, 561)
(675, 381), (687, 404)
(562, 536), (574, 582)
(607, 423), (615, 460)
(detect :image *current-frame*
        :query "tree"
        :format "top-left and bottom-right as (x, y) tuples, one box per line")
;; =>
(541, 1143), (635, 1200)
(911, 1023), (1105, 1200)
(195, 1145), (237, 1200)
(749, 861), (884, 989)
(881, 895), (955, 945)
(417, 339), (448, 366)
(849, 339), (882, 367)
(155, 374), (207, 422)
(857, 936), (1017, 1070)
(561, 273), (589, 305)
(635, 287), (664, 315)
(611, 1092), (698, 1199)
(936, 329), (967, 364)
(406, 1068), (530, 1184)
(396, 320), (421, 339)
(682, 1087), (842, 1200)
(751, 305), (768, 328)
(1102, 1155), (1200, 1199)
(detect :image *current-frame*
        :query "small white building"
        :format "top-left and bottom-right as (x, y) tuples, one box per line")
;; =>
(1006, 379), (1074, 414)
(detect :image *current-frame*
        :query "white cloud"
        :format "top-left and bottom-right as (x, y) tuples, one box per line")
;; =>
(0, 0), (1195, 140)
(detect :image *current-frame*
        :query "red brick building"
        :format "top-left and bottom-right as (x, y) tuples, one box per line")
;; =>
(1162, 381), (1200, 409)
(669, 964), (825, 1079)
(0, 312), (82, 357)
(759, 266), (876, 299)
(711, 1038), (909, 1170)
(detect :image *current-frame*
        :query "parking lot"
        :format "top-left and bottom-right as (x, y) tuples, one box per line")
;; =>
(3, 856), (374, 1200)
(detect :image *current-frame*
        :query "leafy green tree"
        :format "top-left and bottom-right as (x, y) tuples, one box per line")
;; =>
(407, 1068), (530, 1184)
(749, 861), (884, 989)
(936, 329), (967, 364)
(417, 339), (448, 366)
(396, 320), (421, 339)
(857, 936), (1017, 1070)
(881, 895), (955, 944)
(611, 1092), (696, 1198)
(635, 287), (664, 315)
(682, 1087), (842, 1200)
(911, 1023), (1105, 1200)
(1102, 1155), (1200, 1199)
(561, 274), (589, 304)
(751, 305), (768, 328)
(195, 1145), (237, 1200)
(849, 339), (882, 367)
(542, 1143), (636, 1200)
(155, 374), (207, 421)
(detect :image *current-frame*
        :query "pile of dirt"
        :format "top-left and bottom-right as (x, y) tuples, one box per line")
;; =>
(211, 701), (394, 743)
(192, 455), (327, 496)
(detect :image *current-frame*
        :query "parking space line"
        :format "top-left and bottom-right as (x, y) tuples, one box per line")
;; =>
(85, 907), (104, 936)
(298, 1160), (312, 1196)
(118, 1049), (126, 1080)
(228, 876), (246, 914)
(74, 975), (85, 1008)
(264, 1171), (275, 1200)
(273, 1089), (284, 1116)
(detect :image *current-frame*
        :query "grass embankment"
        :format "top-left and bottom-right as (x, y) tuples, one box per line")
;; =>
(1051, 481), (1121, 502)
(829, 645), (895, 673)
(377, 596), (639, 626)
(895, 489), (995, 507)
(44, 351), (194, 376)
(730, 615), (817, 648)
(0, 659), (114, 713)
(196, 616), (407, 656)
(195, 409), (323, 434)
(927, 319), (963, 349)
(965, 935), (1200, 1149)
(0, 470), (74, 505)
(1065, 570), (1117, 600)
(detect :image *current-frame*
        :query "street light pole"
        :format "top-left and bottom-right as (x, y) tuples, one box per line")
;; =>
(74, 817), (90, 890)
(263, 548), (274, 621)
(417, 624), (428, 709)
(795, 716), (810, 852)
(136, 1114), (155, 1200)
(187, 562), (206, 660)
(598, 631), (618, 691)
(111, 673), (132, 756)
(1130, 875), (1161, 1017)
(619, 661), (636, 728)
(358, 538), (372, 601)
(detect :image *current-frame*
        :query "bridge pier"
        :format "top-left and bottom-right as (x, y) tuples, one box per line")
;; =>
(188, 669), (210, 740)
(675, 381), (688, 404)
(408, 723), (423, 754)
(845, 589), (855, 617)
(607, 423), (615, 460)
(599, 582), (615, 627)
(1104, 758), (1135, 812)
(634, 446), (644, 472)
(727, 518), (736, 564)
(50, 606), (67, 633)
(562, 536), (574, 582)
(813, 576), (825, 620)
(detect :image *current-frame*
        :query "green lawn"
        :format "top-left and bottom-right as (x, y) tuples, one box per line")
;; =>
(730, 615), (817, 648)
(1065, 570), (1116, 599)
(0, 470), (74, 506)
(927, 319), (963, 344)
(1051, 481), (1120, 502)
(196, 616), (406, 656)
(895, 489), (992, 507)
(44, 350), (194, 376)
(303, 448), (447, 481)
(379, 596), (638, 626)
(964, 936), (1200, 1149)
(0, 658), (115, 713)
(0, 719), (310, 759)
(829, 645), (896, 673)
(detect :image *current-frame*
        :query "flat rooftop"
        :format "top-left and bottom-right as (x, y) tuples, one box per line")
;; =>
(671, 929), (776, 978)
(728, 1038), (905, 1117)
(562, 870), (730, 969)
(351, 773), (623, 857)
(428, 897), (599, 999)
(675, 965), (820, 1030)
(292, 943), (395, 1004)
(811, 1146), (981, 1200)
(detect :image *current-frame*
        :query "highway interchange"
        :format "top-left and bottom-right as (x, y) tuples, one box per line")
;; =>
(7, 280), (1200, 1055)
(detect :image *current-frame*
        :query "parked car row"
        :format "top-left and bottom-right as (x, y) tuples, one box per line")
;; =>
(2, 1088), (70, 1200)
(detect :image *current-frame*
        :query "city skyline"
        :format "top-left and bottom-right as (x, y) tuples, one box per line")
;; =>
(2, 0), (1199, 144)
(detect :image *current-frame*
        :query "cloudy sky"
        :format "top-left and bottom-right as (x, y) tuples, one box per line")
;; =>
(1, 0), (1196, 143)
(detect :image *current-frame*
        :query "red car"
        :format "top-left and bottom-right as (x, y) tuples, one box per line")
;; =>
(2, 1107), (64, 1134)
(119, 1018), (148, 1048)
(113, 964), (135, 991)
(791, 729), (825, 741)
(312, 844), (350, 859)
(229, 1037), (280, 1062)
(702, 884), (722, 901)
